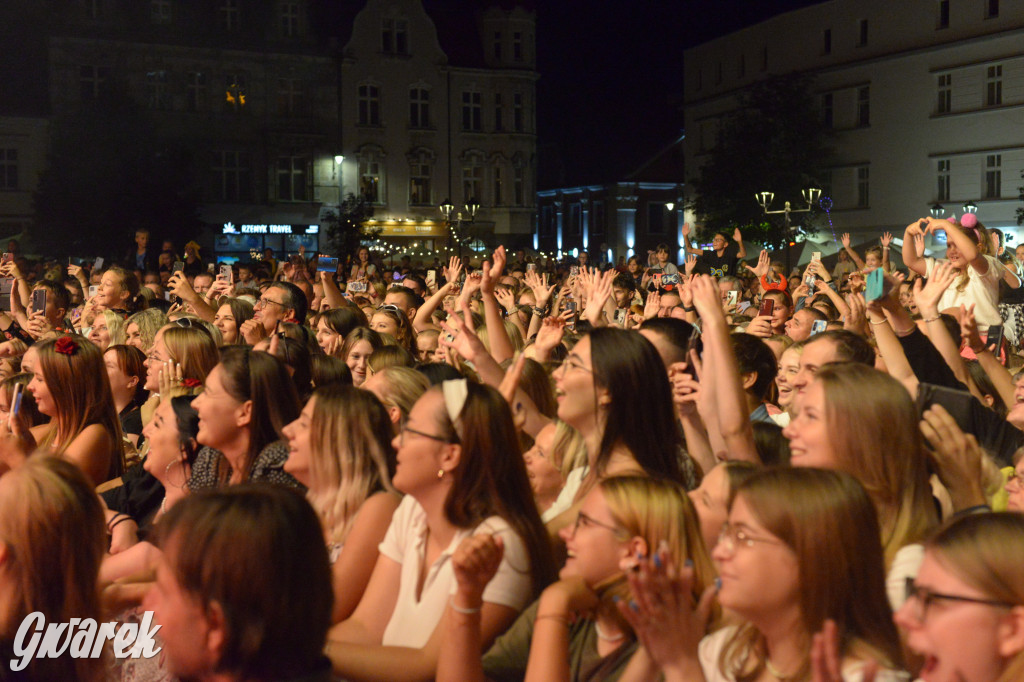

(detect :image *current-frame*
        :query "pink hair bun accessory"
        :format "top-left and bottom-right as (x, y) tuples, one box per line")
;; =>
(960, 213), (978, 229)
(947, 215), (957, 224)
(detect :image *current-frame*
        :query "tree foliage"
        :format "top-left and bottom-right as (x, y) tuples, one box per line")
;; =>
(1016, 169), (1023, 226)
(688, 73), (833, 247)
(322, 193), (379, 262)
(33, 85), (200, 257)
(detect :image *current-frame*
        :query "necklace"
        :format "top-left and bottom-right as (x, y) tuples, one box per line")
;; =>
(593, 621), (625, 642)
(764, 658), (795, 681)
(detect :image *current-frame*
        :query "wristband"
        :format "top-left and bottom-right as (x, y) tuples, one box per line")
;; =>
(531, 306), (547, 316)
(953, 504), (990, 518)
(923, 316), (941, 323)
(682, 305), (696, 312)
(106, 512), (127, 530)
(449, 597), (481, 615)
(108, 516), (134, 533)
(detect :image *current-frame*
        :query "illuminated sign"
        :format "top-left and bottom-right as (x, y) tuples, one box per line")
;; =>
(222, 223), (316, 235)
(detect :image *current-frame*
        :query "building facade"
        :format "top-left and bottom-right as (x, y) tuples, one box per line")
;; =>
(683, 0), (1024, 250)
(339, 0), (537, 253)
(0, 116), (48, 238)
(535, 135), (685, 263)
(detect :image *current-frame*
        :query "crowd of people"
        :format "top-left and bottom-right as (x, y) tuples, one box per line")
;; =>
(2, 215), (1024, 681)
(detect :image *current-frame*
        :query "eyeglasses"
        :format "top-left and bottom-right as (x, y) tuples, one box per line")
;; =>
(174, 317), (195, 328)
(1007, 471), (1024, 490)
(572, 510), (628, 538)
(716, 523), (782, 553)
(903, 577), (1014, 623)
(561, 355), (593, 374)
(255, 297), (287, 311)
(376, 304), (402, 313)
(398, 423), (456, 446)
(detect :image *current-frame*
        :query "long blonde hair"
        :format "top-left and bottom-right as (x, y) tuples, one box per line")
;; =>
(308, 385), (397, 546)
(720, 468), (904, 682)
(599, 475), (716, 635)
(0, 456), (106, 681)
(926, 513), (1024, 682)
(814, 363), (937, 565)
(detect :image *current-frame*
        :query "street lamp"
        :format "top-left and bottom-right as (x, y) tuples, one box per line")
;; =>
(439, 198), (480, 261)
(930, 203), (946, 219)
(963, 201), (979, 215)
(755, 187), (821, 272)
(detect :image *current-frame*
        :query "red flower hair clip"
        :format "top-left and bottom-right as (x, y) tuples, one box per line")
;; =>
(54, 336), (78, 356)
(182, 378), (202, 389)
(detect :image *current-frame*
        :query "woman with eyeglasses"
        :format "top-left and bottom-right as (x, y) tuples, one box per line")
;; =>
(437, 475), (715, 682)
(895, 512), (1024, 682)
(342, 327), (384, 387)
(545, 327), (690, 530)
(1002, 449), (1024, 512)
(618, 467), (906, 682)
(188, 347), (302, 491)
(282, 384), (401, 624)
(326, 380), (555, 681)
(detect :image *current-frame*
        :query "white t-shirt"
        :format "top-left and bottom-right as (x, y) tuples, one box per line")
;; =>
(699, 626), (909, 682)
(378, 495), (533, 648)
(925, 255), (1002, 330)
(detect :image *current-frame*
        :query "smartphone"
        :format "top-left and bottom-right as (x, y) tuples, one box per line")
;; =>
(93, 257), (104, 270)
(11, 382), (24, 417)
(653, 273), (663, 289)
(220, 264), (233, 283)
(164, 290), (174, 302)
(613, 308), (626, 325)
(88, 284), (98, 298)
(526, 263), (536, 272)
(393, 272), (403, 281)
(569, 265), (580, 276)
(565, 299), (577, 314)
(759, 297), (775, 317)
(31, 289), (46, 313)
(1, 253), (11, 264)
(985, 325), (1004, 354)
(316, 257), (339, 273)
(173, 261), (185, 273)
(805, 275), (817, 294)
(426, 270), (436, 287)
(207, 262), (216, 273)
(810, 319), (828, 336)
(811, 252), (822, 262)
(726, 290), (739, 308)
(348, 281), (367, 293)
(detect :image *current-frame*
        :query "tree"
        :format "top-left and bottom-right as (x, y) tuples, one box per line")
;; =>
(33, 84), (200, 257)
(321, 193), (380, 264)
(687, 73), (833, 248)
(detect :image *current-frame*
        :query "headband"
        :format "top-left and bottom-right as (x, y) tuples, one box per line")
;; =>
(442, 379), (468, 424)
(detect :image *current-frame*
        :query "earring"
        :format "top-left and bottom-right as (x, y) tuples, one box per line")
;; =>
(437, 468), (445, 479)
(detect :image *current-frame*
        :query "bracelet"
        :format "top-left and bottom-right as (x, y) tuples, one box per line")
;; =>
(449, 597), (481, 615)
(108, 516), (134, 533)
(534, 613), (570, 626)
(869, 319), (888, 326)
(106, 513), (127, 530)
(682, 305), (696, 312)
(923, 316), (941, 323)
(531, 306), (546, 316)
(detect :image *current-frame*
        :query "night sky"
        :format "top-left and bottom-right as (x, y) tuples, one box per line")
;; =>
(534, 0), (823, 189)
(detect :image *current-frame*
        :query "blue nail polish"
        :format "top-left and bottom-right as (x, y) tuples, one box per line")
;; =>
(637, 552), (645, 561)
(684, 559), (694, 568)
(714, 577), (722, 591)
(612, 595), (621, 603)
(629, 600), (640, 612)
(653, 553), (662, 569)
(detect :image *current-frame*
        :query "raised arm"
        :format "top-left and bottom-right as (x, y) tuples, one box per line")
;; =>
(901, 220), (929, 277)
(479, 246), (515, 364)
(690, 275), (759, 463)
(733, 227), (747, 260)
(961, 304), (1016, 410)
(168, 271), (217, 323)
(840, 233), (867, 271)
(880, 231), (893, 272)
(681, 223), (702, 256)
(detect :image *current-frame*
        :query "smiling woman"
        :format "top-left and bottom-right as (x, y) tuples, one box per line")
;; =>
(895, 513), (1024, 682)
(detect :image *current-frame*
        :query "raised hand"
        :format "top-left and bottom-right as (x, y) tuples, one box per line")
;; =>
(494, 287), (517, 314)
(643, 290), (662, 320)
(682, 222), (691, 237)
(914, 261), (956, 317)
(533, 316), (566, 356)
(880, 231), (893, 249)
(733, 227), (743, 242)
(920, 404), (987, 510)
(451, 534), (505, 606)
(744, 249), (770, 279)
(684, 254), (697, 275)
(841, 233), (851, 249)
(444, 256), (463, 285)
(617, 543), (717, 677)
(959, 303), (984, 352)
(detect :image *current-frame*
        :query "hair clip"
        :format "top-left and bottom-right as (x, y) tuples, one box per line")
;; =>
(54, 336), (78, 356)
